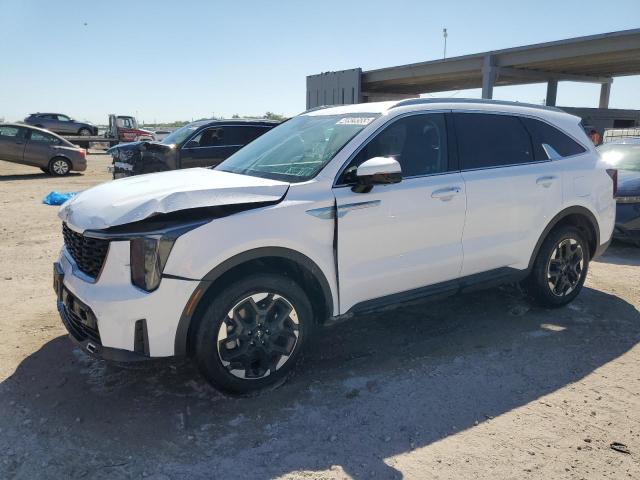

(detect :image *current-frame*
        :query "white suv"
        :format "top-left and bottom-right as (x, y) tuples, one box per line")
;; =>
(53, 99), (616, 394)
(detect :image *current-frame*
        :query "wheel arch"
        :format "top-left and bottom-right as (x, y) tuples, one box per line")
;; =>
(528, 206), (600, 270)
(173, 247), (334, 356)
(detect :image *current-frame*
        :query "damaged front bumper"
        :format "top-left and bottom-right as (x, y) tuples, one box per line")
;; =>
(54, 262), (150, 362)
(53, 240), (199, 360)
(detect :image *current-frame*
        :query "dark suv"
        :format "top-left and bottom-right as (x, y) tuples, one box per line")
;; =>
(108, 119), (279, 178)
(24, 113), (98, 136)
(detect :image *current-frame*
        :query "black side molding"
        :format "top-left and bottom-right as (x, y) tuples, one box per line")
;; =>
(346, 267), (526, 316)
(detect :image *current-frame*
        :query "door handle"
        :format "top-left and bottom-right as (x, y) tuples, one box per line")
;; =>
(431, 186), (461, 201)
(536, 175), (557, 188)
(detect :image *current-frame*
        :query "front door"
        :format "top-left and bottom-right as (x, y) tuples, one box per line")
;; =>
(54, 114), (75, 134)
(333, 112), (466, 313)
(0, 125), (27, 163)
(180, 126), (243, 169)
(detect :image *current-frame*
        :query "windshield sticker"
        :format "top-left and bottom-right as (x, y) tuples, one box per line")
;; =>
(337, 117), (376, 126)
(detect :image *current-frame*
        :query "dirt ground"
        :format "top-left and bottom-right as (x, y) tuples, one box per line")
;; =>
(1, 154), (639, 480)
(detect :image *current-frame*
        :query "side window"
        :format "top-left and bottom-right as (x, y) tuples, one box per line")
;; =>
(30, 131), (60, 144)
(521, 117), (586, 159)
(238, 126), (271, 144)
(189, 127), (225, 147)
(454, 113), (534, 169)
(117, 117), (134, 128)
(57, 115), (71, 122)
(218, 127), (246, 146)
(0, 126), (25, 139)
(342, 113), (448, 182)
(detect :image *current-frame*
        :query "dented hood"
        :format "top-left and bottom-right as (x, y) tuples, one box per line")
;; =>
(59, 168), (289, 231)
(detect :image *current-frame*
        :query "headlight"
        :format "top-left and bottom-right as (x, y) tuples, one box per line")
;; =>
(128, 221), (206, 292)
(130, 235), (177, 292)
(616, 196), (640, 204)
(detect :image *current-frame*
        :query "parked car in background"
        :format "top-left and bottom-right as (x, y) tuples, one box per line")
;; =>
(598, 139), (640, 246)
(0, 124), (86, 175)
(24, 113), (98, 136)
(54, 99), (614, 394)
(108, 119), (278, 178)
(603, 127), (640, 144)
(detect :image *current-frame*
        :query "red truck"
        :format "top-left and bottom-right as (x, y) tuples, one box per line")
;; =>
(63, 114), (155, 149)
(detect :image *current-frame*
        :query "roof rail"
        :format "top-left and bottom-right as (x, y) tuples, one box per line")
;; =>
(391, 97), (564, 113)
(300, 105), (336, 115)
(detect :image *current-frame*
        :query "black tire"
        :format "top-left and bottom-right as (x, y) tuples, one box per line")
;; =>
(40, 167), (49, 174)
(78, 128), (92, 136)
(48, 157), (71, 176)
(525, 225), (590, 308)
(194, 273), (315, 395)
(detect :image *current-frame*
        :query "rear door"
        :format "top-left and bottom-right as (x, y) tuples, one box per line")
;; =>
(454, 112), (563, 276)
(23, 130), (62, 167)
(333, 112), (467, 312)
(0, 125), (27, 163)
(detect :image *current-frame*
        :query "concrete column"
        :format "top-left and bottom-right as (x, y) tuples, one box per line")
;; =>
(546, 80), (558, 106)
(599, 79), (612, 108)
(481, 55), (496, 100)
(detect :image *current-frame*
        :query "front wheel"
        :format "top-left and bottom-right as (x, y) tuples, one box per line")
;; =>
(525, 225), (590, 308)
(194, 273), (314, 395)
(78, 128), (92, 136)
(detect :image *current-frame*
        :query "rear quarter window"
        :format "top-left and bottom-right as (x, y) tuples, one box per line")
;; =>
(521, 117), (586, 159)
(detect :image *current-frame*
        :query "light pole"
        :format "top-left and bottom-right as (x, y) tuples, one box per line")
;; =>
(443, 28), (448, 59)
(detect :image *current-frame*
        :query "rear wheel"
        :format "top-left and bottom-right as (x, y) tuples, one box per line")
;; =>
(194, 273), (314, 395)
(49, 157), (71, 176)
(78, 128), (92, 136)
(526, 225), (589, 308)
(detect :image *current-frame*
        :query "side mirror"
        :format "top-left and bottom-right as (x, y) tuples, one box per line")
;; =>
(353, 157), (402, 193)
(184, 140), (199, 149)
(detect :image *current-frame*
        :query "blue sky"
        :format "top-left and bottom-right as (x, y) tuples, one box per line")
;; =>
(1, 0), (638, 124)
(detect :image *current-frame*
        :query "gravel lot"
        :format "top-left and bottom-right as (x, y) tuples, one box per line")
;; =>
(1, 154), (639, 479)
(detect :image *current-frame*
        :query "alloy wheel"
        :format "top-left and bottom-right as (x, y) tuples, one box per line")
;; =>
(216, 292), (300, 379)
(52, 159), (70, 175)
(546, 238), (584, 297)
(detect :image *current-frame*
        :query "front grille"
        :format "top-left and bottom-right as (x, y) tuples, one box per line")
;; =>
(62, 223), (109, 279)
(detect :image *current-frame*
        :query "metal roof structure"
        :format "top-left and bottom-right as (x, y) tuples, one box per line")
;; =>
(307, 29), (640, 109)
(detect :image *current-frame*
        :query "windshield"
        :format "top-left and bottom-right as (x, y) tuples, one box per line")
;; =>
(216, 113), (380, 182)
(161, 124), (201, 145)
(598, 143), (640, 172)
